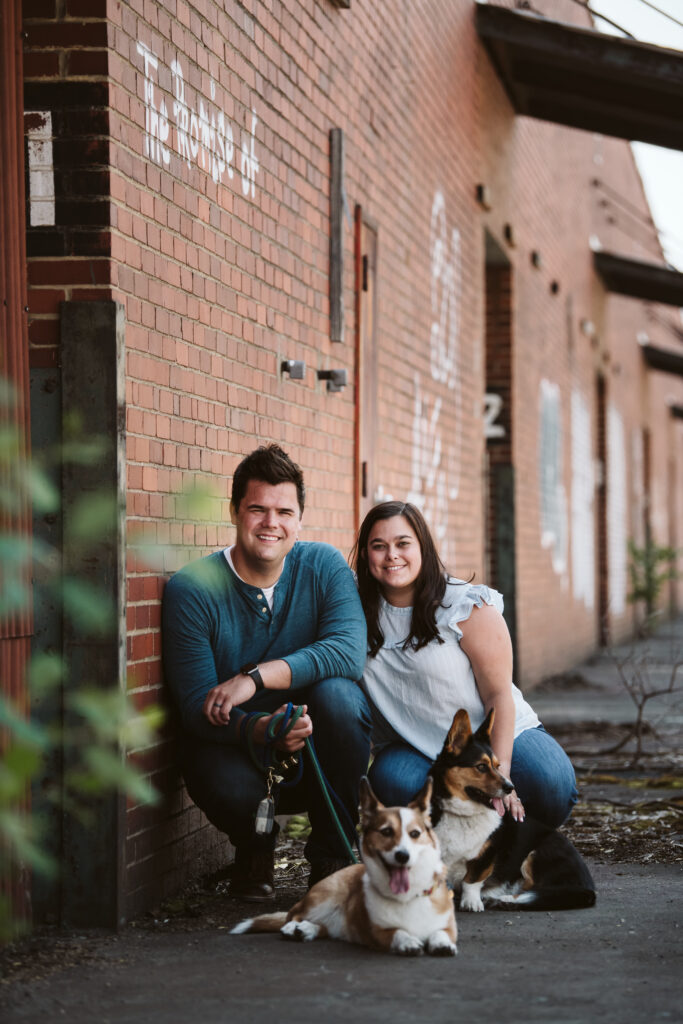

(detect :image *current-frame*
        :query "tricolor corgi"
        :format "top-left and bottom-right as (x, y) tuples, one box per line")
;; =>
(231, 776), (457, 956)
(431, 708), (596, 912)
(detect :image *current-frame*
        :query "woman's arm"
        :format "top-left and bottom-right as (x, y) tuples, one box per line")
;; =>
(458, 603), (525, 820)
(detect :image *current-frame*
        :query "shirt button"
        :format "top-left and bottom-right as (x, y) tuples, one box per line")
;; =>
(262, 607), (267, 614)
(257, 594), (263, 600)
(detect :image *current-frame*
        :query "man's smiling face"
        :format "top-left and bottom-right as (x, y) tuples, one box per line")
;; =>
(230, 479), (301, 584)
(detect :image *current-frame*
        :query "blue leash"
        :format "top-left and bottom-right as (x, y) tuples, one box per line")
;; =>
(242, 702), (359, 864)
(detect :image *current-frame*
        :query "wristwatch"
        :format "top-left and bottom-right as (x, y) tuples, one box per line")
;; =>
(240, 662), (265, 691)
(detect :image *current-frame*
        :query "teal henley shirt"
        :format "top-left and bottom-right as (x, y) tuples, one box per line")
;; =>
(162, 541), (367, 744)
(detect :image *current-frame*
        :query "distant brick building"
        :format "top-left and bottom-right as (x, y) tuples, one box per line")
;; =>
(2, 0), (682, 927)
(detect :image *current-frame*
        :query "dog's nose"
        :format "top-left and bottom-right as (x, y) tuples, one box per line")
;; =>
(503, 778), (514, 794)
(394, 849), (410, 865)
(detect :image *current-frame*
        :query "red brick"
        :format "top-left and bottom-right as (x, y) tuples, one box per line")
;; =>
(22, 0), (683, 926)
(66, 49), (109, 76)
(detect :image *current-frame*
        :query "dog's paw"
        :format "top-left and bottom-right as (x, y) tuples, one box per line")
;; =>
(460, 894), (485, 913)
(426, 931), (457, 957)
(460, 882), (485, 913)
(391, 930), (425, 957)
(281, 919), (319, 942)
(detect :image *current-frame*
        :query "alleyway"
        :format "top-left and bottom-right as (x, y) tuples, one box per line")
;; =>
(2, 621), (681, 1024)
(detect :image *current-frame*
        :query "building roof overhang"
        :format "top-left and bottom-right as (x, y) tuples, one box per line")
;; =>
(476, 3), (683, 150)
(640, 343), (683, 378)
(594, 251), (683, 307)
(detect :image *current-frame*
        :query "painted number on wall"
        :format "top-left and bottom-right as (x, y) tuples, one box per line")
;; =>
(484, 393), (505, 439)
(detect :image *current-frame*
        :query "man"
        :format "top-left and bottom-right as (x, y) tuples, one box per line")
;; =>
(162, 444), (371, 900)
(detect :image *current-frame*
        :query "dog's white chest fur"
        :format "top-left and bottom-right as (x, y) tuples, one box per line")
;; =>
(435, 799), (501, 884)
(362, 875), (452, 941)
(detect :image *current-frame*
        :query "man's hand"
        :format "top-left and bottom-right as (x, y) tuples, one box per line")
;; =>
(251, 704), (313, 751)
(203, 673), (257, 724)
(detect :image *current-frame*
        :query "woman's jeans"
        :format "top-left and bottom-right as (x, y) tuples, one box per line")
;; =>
(181, 676), (372, 863)
(369, 725), (578, 829)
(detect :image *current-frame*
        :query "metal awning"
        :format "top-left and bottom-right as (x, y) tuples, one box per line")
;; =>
(640, 343), (683, 378)
(594, 252), (683, 307)
(476, 3), (683, 150)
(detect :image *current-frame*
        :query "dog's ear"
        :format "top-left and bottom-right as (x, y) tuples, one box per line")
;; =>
(408, 775), (433, 816)
(444, 708), (472, 755)
(359, 775), (383, 822)
(474, 708), (495, 744)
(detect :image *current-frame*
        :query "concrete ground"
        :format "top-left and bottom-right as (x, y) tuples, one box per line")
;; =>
(2, 620), (682, 1023)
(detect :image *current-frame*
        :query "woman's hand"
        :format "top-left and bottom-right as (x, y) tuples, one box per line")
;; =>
(493, 790), (525, 822)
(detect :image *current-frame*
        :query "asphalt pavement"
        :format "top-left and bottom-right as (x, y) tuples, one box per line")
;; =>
(2, 618), (682, 1024)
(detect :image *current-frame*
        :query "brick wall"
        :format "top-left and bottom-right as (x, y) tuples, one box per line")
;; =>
(21, 0), (683, 917)
(24, 0), (112, 371)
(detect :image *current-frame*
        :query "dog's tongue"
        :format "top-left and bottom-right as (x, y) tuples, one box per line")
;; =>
(389, 866), (410, 894)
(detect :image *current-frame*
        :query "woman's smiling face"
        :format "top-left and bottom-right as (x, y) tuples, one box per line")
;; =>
(365, 514), (423, 606)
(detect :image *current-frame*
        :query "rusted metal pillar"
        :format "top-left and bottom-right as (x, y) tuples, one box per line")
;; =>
(0, 0), (32, 932)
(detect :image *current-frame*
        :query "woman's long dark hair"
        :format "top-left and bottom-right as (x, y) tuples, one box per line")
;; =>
(350, 501), (450, 657)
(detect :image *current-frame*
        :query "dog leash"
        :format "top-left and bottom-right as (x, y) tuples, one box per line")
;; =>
(241, 702), (360, 865)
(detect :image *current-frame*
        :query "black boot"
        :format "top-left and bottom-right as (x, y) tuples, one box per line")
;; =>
(308, 857), (352, 889)
(230, 828), (278, 902)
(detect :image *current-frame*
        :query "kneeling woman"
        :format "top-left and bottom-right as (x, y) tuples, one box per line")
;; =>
(351, 501), (577, 828)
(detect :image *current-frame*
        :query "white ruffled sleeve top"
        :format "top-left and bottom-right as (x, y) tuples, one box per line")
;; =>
(360, 579), (540, 761)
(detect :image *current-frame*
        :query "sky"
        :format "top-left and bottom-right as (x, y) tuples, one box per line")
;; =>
(591, 0), (683, 271)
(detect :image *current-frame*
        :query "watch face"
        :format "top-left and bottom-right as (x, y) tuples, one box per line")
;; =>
(242, 662), (258, 674)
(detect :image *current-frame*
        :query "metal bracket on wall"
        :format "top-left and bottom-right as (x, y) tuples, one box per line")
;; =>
(281, 359), (306, 380)
(317, 368), (347, 393)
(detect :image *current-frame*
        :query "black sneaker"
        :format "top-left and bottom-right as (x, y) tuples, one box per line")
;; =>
(307, 857), (351, 889)
(230, 834), (277, 902)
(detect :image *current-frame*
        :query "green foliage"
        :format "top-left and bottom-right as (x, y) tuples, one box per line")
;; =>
(627, 537), (679, 623)
(0, 380), (163, 940)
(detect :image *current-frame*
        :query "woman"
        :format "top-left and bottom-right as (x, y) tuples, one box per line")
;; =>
(350, 501), (577, 829)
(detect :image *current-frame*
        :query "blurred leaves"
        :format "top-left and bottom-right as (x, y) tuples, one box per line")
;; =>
(69, 748), (158, 806)
(28, 652), (65, 696)
(0, 377), (163, 938)
(61, 577), (116, 635)
(20, 463), (61, 515)
(0, 698), (50, 754)
(64, 491), (120, 547)
(176, 478), (223, 523)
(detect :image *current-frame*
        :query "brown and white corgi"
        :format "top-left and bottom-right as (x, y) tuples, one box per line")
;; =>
(231, 776), (458, 956)
(431, 708), (596, 912)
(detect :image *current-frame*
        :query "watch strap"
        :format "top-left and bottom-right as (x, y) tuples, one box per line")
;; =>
(241, 663), (265, 691)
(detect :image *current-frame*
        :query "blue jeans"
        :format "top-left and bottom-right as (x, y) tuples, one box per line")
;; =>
(369, 725), (578, 829)
(181, 677), (372, 862)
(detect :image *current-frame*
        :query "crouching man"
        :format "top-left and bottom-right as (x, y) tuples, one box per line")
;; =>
(162, 444), (371, 900)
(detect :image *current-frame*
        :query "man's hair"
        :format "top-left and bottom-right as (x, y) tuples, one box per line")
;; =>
(231, 443), (305, 513)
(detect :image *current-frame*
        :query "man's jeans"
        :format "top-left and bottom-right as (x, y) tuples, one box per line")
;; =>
(181, 677), (372, 863)
(369, 724), (578, 829)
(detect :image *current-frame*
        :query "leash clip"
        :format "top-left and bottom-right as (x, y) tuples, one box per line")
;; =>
(266, 766), (284, 796)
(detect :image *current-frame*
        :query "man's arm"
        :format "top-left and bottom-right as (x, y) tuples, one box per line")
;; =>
(281, 549), (367, 685)
(163, 546), (367, 737)
(203, 658), (292, 723)
(204, 551), (367, 722)
(162, 567), (245, 744)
